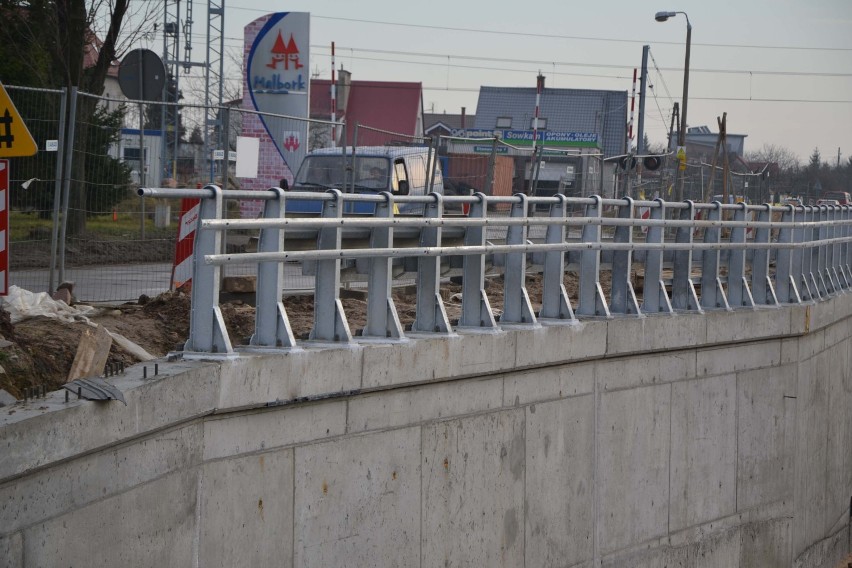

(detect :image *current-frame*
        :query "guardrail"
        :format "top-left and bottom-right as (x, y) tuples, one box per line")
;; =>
(138, 186), (852, 356)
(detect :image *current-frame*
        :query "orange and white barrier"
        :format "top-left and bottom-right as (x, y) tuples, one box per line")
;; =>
(171, 197), (200, 289)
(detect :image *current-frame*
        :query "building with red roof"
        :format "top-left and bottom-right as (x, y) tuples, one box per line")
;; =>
(310, 70), (425, 147)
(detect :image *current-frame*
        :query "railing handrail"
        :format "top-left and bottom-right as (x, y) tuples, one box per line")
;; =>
(157, 184), (852, 355)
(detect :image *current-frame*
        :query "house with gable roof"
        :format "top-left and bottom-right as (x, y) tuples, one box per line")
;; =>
(310, 70), (425, 148)
(457, 80), (628, 198)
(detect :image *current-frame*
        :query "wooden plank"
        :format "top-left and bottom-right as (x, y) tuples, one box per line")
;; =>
(67, 324), (112, 381)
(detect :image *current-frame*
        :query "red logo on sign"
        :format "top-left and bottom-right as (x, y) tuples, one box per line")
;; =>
(267, 31), (304, 71)
(283, 134), (300, 152)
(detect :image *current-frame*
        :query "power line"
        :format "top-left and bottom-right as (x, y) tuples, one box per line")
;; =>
(224, 8), (852, 53)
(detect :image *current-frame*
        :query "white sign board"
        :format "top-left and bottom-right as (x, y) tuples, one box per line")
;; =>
(235, 136), (260, 178)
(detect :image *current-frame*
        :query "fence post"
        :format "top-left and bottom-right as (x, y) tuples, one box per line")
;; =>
(671, 200), (702, 312)
(539, 194), (575, 321)
(363, 191), (404, 339)
(775, 205), (801, 304)
(58, 87), (78, 284)
(609, 197), (641, 315)
(310, 189), (352, 342)
(751, 204), (778, 306)
(250, 187), (296, 348)
(831, 206), (847, 289)
(186, 185), (233, 354)
(48, 88), (67, 294)
(699, 201), (730, 310)
(501, 194), (537, 324)
(844, 206), (852, 287)
(815, 205), (831, 296)
(458, 192), (497, 328)
(412, 193), (451, 333)
(576, 195), (610, 317)
(727, 203), (755, 309)
(642, 198), (673, 314)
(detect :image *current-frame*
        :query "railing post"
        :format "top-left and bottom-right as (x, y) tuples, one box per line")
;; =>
(751, 204), (779, 306)
(726, 203), (755, 309)
(538, 194), (576, 321)
(186, 185), (233, 354)
(310, 190), (353, 342)
(609, 197), (641, 316)
(412, 193), (452, 333)
(797, 206), (815, 301)
(700, 202), (731, 310)
(363, 192), (404, 339)
(815, 205), (831, 296)
(774, 205), (801, 304)
(641, 198), (673, 314)
(576, 195), (610, 317)
(458, 192), (497, 329)
(804, 206), (821, 300)
(671, 200), (702, 312)
(844, 206), (852, 288)
(501, 194), (537, 324)
(250, 187), (296, 348)
(831, 206), (848, 289)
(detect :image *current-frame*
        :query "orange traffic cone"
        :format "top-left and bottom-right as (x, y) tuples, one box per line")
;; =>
(112, 208), (117, 221)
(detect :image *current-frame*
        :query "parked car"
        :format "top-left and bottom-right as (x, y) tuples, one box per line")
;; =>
(816, 198), (840, 206)
(286, 145), (457, 215)
(821, 191), (851, 205)
(783, 197), (804, 207)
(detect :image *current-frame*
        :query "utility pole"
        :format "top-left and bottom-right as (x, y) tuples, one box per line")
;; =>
(636, 45), (650, 156)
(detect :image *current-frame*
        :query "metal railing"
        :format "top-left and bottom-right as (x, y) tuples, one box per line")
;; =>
(138, 185), (852, 355)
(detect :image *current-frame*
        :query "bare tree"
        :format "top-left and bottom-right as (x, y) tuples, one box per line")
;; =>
(744, 143), (801, 172)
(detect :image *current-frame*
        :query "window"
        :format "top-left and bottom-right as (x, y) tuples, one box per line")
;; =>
(530, 117), (547, 130)
(496, 117), (512, 129)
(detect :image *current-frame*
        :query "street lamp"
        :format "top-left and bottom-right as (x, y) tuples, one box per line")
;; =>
(655, 10), (691, 201)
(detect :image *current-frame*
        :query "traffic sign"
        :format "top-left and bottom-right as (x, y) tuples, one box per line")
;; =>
(0, 82), (37, 158)
(0, 160), (8, 295)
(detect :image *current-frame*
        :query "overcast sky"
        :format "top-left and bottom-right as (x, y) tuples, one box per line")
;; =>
(137, 0), (852, 164)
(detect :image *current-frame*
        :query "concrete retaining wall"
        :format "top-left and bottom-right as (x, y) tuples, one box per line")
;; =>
(2, 295), (852, 567)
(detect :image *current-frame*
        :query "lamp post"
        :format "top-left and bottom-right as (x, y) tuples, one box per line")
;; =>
(655, 10), (691, 201)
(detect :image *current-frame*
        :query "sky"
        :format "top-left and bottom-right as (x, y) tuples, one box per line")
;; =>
(131, 0), (852, 165)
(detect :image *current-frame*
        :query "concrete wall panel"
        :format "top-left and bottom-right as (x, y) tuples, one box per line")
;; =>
(825, 340), (852, 533)
(22, 470), (198, 567)
(697, 343), (780, 377)
(524, 397), (595, 566)
(740, 519), (791, 568)
(422, 409), (525, 568)
(198, 450), (294, 568)
(606, 312), (707, 356)
(0, 533), (21, 568)
(348, 376), (503, 433)
(218, 348), (362, 408)
(670, 375), (737, 531)
(598, 351), (695, 392)
(597, 384), (671, 553)
(793, 351), (829, 559)
(502, 361), (594, 406)
(736, 365), (796, 511)
(202, 401), (347, 461)
(0, 423), (202, 535)
(514, 320), (607, 368)
(362, 332), (517, 389)
(705, 306), (791, 344)
(294, 427), (421, 568)
(0, 363), (217, 481)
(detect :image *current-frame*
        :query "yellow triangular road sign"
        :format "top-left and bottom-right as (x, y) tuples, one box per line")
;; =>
(0, 82), (37, 158)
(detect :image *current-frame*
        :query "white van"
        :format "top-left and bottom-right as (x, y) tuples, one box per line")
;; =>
(287, 146), (446, 215)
